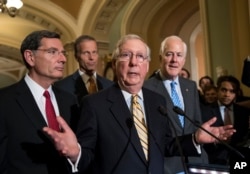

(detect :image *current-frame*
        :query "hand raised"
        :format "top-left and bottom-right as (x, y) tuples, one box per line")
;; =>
(43, 116), (80, 162)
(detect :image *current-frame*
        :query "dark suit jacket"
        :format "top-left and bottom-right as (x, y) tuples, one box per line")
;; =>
(54, 70), (113, 103)
(0, 78), (79, 174)
(242, 59), (250, 87)
(201, 102), (250, 165)
(76, 83), (199, 174)
(144, 74), (208, 173)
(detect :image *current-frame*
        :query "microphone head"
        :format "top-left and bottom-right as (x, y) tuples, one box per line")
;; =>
(173, 106), (185, 115)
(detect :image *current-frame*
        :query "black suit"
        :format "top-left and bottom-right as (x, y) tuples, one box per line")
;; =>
(201, 102), (250, 165)
(54, 70), (113, 103)
(76, 83), (200, 174)
(242, 58), (250, 87)
(0, 78), (79, 174)
(144, 73), (208, 173)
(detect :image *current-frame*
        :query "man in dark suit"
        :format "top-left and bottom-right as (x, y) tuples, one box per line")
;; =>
(42, 34), (235, 174)
(242, 56), (250, 87)
(201, 75), (250, 165)
(144, 35), (208, 173)
(54, 35), (113, 103)
(0, 30), (78, 174)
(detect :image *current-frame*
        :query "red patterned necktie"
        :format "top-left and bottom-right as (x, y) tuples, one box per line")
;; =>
(43, 90), (60, 131)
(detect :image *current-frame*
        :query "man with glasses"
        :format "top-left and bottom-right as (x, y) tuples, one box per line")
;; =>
(42, 34), (235, 174)
(54, 35), (113, 104)
(0, 30), (78, 174)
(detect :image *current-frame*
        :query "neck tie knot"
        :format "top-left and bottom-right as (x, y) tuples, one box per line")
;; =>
(43, 90), (50, 99)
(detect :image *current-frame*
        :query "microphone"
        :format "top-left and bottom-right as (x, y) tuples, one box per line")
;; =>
(173, 106), (245, 159)
(158, 106), (189, 174)
(110, 117), (133, 174)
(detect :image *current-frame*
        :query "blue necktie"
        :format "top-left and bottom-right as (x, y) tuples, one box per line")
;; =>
(170, 81), (184, 127)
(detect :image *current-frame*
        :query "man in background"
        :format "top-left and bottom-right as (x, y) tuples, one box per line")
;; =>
(144, 35), (208, 174)
(55, 35), (113, 103)
(201, 75), (250, 165)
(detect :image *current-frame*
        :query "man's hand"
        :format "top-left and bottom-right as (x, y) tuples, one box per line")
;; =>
(195, 117), (236, 144)
(43, 116), (80, 162)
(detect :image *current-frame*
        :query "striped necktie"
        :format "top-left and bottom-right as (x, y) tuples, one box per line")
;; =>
(170, 81), (184, 127)
(132, 94), (148, 160)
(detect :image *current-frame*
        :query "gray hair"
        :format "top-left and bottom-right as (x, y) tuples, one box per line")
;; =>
(159, 35), (187, 57)
(112, 34), (151, 61)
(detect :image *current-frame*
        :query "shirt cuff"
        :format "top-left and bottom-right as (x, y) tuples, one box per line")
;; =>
(192, 133), (201, 154)
(67, 143), (82, 173)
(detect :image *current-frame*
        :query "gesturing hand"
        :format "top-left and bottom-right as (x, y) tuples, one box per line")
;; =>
(195, 117), (236, 144)
(43, 116), (80, 162)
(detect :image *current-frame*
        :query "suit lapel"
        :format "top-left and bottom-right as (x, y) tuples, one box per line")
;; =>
(16, 79), (47, 130)
(107, 85), (147, 163)
(73, 72), (88, 100)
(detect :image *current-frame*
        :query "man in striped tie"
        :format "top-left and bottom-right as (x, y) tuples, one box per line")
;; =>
(43, 34), (236, 174)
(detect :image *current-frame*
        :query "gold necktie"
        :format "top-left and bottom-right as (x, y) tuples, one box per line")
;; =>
(132, 94), (148, 160)
(88, 76), (97, 94)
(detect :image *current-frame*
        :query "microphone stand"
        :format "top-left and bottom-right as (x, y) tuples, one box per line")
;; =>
(173, 106), (245, 159)
(158, 106), (189, 174)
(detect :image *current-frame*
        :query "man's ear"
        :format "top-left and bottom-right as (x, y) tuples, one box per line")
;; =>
(24, 50), (35, 66)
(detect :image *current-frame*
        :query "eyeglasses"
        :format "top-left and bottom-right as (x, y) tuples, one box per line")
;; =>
(118, 51), (148, 63)
(35, 48), (68, 57)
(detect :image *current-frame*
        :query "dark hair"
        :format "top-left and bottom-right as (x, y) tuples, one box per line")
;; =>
(216, 75), (240, 96)
(181, 68), (190, 78)
(199, 75), (214, 87)
(203, 85), (217, 94)
(74, 35), (97, 58)
(20, 30), (60, 68)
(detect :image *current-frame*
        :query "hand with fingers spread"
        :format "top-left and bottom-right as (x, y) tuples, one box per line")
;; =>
(194, 117), (236, 144)
(43, 116), (80, 163)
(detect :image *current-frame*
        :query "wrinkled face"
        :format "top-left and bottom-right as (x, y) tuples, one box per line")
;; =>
(113, 39), (149, 91)
(160, 39), (186, 80)
(77, 40), (98, 74)
(217, 81), (236, 106)
(204, 89), (217, 104)
(25, 38), (67, 84)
